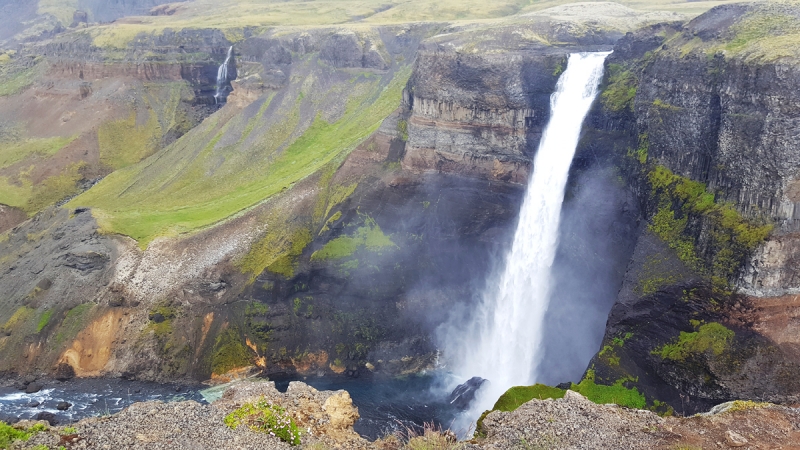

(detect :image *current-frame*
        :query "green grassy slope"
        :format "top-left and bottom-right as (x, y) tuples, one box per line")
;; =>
(34, 0), (743, 50)
(673, 1), (800, 62)
(71, 57), (411, 247)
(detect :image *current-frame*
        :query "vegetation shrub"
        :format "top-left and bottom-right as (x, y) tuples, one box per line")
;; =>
(223, 398), (301, 445)
(0, 422), (46, 449)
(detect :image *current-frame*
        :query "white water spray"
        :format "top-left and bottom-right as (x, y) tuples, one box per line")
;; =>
(446, 52), (610, 427)
(214, 46), (234, 104)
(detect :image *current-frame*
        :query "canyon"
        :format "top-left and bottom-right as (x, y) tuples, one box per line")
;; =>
(1, 0), (800, 446)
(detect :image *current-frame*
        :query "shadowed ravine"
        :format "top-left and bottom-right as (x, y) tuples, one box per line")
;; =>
(440, 52), (611, 431)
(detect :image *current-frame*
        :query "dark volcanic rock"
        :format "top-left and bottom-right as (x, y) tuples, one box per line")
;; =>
(448, 377), (486, 410)
(56, 401), (72, 411)
(150, 312), (165, 323)
(34, 411), (58, 425)
(577, 2), (800, 413)
(70, 10), (88, 27)
(58, 251), (109, 272)
(54, 363), (75, 381)
(25, 382), (43, 394)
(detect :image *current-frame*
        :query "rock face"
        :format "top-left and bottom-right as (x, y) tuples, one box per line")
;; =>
(578, 3), (800, 414)
(401, 21), (624, 184)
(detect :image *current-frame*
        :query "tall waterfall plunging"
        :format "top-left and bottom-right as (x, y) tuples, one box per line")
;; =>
(445, 52), (610, 426)
(214, 46), (234, 104)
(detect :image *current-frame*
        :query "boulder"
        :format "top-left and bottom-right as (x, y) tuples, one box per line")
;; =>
(447, 376), (486, 410)
(25, 382), (43, 394)
(54, 363), (75, 381)
(56, 402), (72, 411)
(725, 430), (748, 447)
(34, 412), (58, 425)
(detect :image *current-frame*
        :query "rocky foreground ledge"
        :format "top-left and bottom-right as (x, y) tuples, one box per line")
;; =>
(4, 381), (799, 449)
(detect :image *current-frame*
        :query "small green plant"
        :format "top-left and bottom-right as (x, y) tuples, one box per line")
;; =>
(224, 398), (301, 445)
(293, 298), (302, 315)
(61, 426), (78, 434)
(552, 61), (564, 76)
(0, 421), (46, 448)
(400, 422), (462, 450)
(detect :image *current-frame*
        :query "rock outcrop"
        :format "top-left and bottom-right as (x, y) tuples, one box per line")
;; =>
(10, 385), (800, 449)
(578, 2), (800, 414)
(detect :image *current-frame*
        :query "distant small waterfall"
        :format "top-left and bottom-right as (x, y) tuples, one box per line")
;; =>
(446, 52), (611, 427)
(214, 46), (234, 104)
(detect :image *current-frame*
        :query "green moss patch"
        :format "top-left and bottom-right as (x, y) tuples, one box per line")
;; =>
(239, 224), (312, 281)
(570, 370), (646, 410)
(601, 63), (637, 112)
(0, 61), (44, 97)
(211, 328), (253, 375)
(36, 310), (53, 333)
(493, 384), (566, 412)
(98, 112), (161, 170)
(223, 397), (301, 445)
(1, 306), (36, 334)
(647, 165), (772, 291)
(0, 421), (47, 449)
(54, 303), (95, 346)
(476, 372), (645, 437)
(147, 303), (178, 339)
(0, 162), (87, 216)
(654, 322), (734, 361)
(311, 216), (396, 262)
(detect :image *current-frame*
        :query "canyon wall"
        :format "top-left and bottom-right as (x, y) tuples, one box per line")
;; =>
(581, 3), (800, 413)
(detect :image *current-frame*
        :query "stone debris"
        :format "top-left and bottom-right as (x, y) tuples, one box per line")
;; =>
(725, 430), (748, 447)
(11, 383), (800, 449)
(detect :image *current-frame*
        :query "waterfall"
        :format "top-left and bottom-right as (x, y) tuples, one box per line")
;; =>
(446, 52), (610, 428)
(214, 46), (234, 104)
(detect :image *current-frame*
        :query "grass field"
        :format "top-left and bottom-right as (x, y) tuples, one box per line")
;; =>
(55, 0), (745, 49)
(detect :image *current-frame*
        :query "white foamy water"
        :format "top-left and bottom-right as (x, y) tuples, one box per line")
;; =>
(445, 52), (610, 429)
